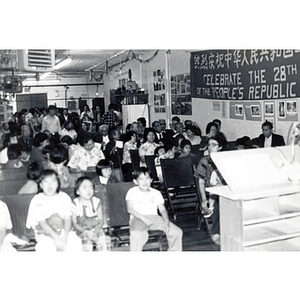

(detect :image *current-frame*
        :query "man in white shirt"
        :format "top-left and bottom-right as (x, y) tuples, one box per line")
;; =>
(42, 105), (62, 135)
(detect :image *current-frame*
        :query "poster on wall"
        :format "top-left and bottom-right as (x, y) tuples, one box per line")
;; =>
(230, 102), (244, 119)
(191, 50), (300, 100)
(244, 102), (262, 121)
(277, 99), (298, 121)
(170, 73), (192, 115)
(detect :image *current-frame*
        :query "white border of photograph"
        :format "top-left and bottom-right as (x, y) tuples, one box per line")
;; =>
(265, 102), (274, 115)
(250, 105), (260, 117)
(286, 100), (297, 114)
(278, 101), (286, 118)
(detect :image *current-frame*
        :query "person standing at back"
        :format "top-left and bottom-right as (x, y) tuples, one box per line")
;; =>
(42, 105), (62, 135)
(100, 103), (119, 130)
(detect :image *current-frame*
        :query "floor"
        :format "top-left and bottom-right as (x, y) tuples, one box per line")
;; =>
(160, 214), (220, 251)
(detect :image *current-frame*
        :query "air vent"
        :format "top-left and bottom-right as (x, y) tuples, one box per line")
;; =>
(18, 49), (55, 72)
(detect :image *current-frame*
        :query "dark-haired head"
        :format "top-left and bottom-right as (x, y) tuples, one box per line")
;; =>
(50, 144), (68, 164)
(133, 167), (153, 180)
(7, 144), (21, 160)
(27, 161), (44, 181)
(95, 159), (113, 176)
(180, 139), (192, 149)
(38, 169), (61, 193)
(205, 122), (218, 135)
(74, 176), (94, 198)
(33, 132), (49, 147)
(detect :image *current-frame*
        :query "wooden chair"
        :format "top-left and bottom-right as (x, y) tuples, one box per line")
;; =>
(105, 182), (164, 251)
(0, 179), (28, 195)
(0, 169), (27, 181)
(145, 155), (159, 182)
(161, 156), (203, 221)
(129, 149), (140, 173)
(1, 193), (36, 250)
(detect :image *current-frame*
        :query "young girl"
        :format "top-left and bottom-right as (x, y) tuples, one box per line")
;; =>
(71, 176), (108, 251)
(154, 146), (167, 184)
(122, 131), (137, 182)
(93, 159), (119, 185)
(139, 128), (159, 167)
(26, 169), (82, 251)
(49, 143), (75, 188)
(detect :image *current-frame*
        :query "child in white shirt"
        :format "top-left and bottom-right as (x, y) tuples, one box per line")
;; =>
(126, 167), (183, 251)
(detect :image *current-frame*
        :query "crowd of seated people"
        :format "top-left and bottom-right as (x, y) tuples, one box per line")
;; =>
(0, 103), (287, 251)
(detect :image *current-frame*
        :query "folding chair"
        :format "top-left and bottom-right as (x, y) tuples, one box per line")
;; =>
(161, 156), (203, 224)
(1, 193), (36, 251)
(144, 155), (159, 182)
(105, 182), (164, 251)
(129, 149), (140, 173)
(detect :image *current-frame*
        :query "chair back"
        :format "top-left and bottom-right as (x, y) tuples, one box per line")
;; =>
(144, 155), (158, 181)
(1, 193), (35, 239)
(161, 156), (195, 188)
(106, 181), (135, 227)
(129, 149), (140, 173)
(0, 169), (27, 181)
(0, 179), (28, 195)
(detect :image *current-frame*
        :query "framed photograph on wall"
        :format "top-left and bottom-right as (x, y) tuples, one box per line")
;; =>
(250, 105), (260, 117)
(265, 102), (274, 115)
(278, 101), (286, 118)
(287, 100), (297, 114)
(235, 104), (243, 116)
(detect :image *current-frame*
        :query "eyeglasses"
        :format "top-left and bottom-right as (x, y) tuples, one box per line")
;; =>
(160, 123), (166, 125)
(208, 142), (219, 147)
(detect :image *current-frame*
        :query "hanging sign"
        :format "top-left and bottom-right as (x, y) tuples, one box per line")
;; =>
(191, 50), (300, 100)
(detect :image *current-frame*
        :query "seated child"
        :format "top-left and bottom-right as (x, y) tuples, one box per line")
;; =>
(93, 159), (119, 185)
(126, 167), (183, 251)
(26, 169), (82, 251)
(5, 144), (24, 169)
(18, 161), (44, 194)
(178, 139), (198, 170)
(49, 143), (75, 188)
(154, 146), (167, 184)
(71, 176), (109, 251)
(0, 200), (16, 251)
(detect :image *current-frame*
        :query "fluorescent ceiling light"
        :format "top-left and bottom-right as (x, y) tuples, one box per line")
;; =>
(23, 79), (61, 86)
(54, 57), (72, 70)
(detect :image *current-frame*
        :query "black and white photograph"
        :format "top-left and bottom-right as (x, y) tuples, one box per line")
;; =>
(279, 101), (286, 118)
(265, 102), (274, 115)
(235, 104), (243, 116)
(251, 105), (260, 117)
(287, 100), (297, 114)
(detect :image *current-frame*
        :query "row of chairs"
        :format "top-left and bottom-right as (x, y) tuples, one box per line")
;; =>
(1, 182), (164, 251)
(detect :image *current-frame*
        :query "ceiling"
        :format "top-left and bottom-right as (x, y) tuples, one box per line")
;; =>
(0, 49), (159, 79)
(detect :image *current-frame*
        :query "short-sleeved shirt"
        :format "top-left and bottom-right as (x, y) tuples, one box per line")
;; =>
(67, 143), (105, 171)
(71, 196), (101, 218)
(125, 186), (164, 216)
(122, 140), (137, 164)
(26, 191), (72, 230)
(0, 200), (12, 230)
(194, 155), (226, 187)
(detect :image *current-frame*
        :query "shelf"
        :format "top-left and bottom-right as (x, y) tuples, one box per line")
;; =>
(244, 215), (300, 247)
(245, 236), (300, 251)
